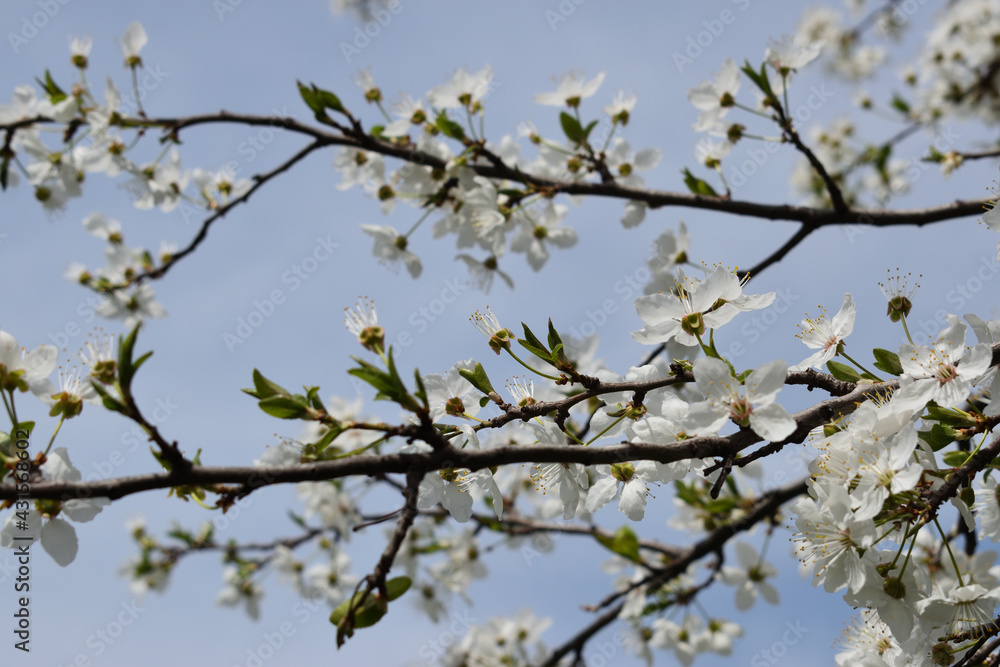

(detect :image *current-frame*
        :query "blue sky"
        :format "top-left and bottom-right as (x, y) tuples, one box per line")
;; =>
(1, 0), (998, 665)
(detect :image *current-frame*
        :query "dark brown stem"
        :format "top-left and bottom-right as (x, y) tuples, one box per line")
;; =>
(540, 478), (808, 667)
(113, 139), (326, 290)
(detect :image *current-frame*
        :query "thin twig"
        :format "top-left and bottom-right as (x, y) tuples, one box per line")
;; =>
(116, 139), (327, 289)
(0, 363), (913, 502)
(540, 478), (808, 667)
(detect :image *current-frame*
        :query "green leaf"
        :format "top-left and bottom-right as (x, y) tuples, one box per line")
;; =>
(297, 82), (346, 125)
(705, 497), (738, 514)
(920, 423), (961, 451)
(942, 450), (971, 468)
(329, 593), (365, 624)
(559, 112), (584, 145)
(353, 356), (406, 404)
(329, 580), (407, 647)
(459, 362), (498, 397)
(243, 369), (291, 399)
(545, 321), (573, 369)
(673, 480), (700, 506)
(385, 576), (411, 601)
(872, 348), (903, 376)
(435, 111), (466, 140)
(90, 382), (126, 414)
(349, 352), (421, 413)
(348, 362), (396, 397)
(890, 93), (910, 114)
(739, 61), (774, 101)
(297, 81), (322, 113)
(518, 323), (551, 360)
(594, 525), (642, 563)
(610, 526), (640, 563)
(826, 360), (862, 383)
(546, 320), (563, 352)
(314, 87), (345, 113)
(310, 424), (345, 454)
(257, 396), (309, 419)
(682, 168), (719, 198)
(871, 145), (891, 176)
(131, 351), (153, 375)
(925, 404), (978, 429)
(413, 368), (429, 411)
(331, 590), (386, 646)
(384, 348), (422, 413)
(35, 70), (67, 103)
(306, 386), (325, 411)
(582, 119), (599, 143)
(117, 324), (149, 394)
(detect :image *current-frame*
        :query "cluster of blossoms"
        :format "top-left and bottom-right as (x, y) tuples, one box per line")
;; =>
(684, 0), (1000, 210)
(322, 252), (1000, 666)
(0, 23), (251, 323)
(789, 309), (1000, 665)
(0, 328), (115, 565)
(62, 244), (993, 666)
(331, 65), (663, 288)
(4, 3), (1000, 665)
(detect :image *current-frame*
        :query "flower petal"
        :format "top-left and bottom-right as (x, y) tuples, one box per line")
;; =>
(41, 518), (78, 566)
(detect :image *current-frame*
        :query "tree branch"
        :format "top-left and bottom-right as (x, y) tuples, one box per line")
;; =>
(1, 378), (886, 502)
(540, 477), (809, 667)
(117, 139), (327, 289)
(924, 432), (1000, 523)
(2, 113), (986, 233)
(416, 508), (683, 560)
(368, 468), (422, 596)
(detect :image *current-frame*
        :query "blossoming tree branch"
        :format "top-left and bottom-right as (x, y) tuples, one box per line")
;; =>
(3, 2), (1000, 664)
